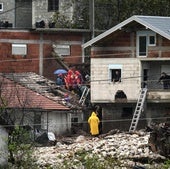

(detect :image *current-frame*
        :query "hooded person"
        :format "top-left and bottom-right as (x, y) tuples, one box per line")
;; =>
(88, 111), (100, 136)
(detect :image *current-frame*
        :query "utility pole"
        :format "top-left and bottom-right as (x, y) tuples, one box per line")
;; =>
(89, 0), (95, 39)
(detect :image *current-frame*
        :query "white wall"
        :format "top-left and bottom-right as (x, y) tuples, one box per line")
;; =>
(0, 126), (8, 167)
(91, 58), (141, 103)
(42, 111), (71, 135)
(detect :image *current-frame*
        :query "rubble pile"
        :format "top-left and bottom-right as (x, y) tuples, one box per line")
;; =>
(33, 131), (167, 168)
(148, 122), (170, 157)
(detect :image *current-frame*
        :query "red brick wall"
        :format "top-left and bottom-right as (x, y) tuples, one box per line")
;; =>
(91, 32), (170, 59)
(0, 30), (84, 80)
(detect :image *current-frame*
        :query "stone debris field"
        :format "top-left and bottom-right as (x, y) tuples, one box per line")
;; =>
(33, 131), (167, 169)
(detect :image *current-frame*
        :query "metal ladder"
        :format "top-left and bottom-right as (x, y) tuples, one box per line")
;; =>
(129, 88), (147, 132)
(79, 86), (90, 106)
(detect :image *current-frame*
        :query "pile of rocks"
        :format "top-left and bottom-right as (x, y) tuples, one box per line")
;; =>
(33, 131), (166, 168)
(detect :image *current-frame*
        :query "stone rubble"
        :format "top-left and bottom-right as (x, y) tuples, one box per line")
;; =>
(33, 131), (166, 168)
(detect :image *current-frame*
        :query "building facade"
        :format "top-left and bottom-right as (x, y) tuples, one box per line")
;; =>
(83, 16), (170, 133)
(0, 0), (74, 28)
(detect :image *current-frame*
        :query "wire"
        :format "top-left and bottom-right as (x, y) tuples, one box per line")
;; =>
(1, 49), (170, 63)
(0, 116), (169, 128)
(0, 71), (167, 84)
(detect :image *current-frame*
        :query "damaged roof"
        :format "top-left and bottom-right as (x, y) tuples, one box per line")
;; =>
(0, 72), (81, 111)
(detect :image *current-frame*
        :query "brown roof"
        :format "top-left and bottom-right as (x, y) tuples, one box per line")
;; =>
(0, 76), (69, 111)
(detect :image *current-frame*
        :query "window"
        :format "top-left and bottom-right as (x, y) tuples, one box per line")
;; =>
(149, 35), (156, 46)
(48, 0), (59, 12)
(0, 3), (3, 12)
(34, 112), (41, 129)
(71, 117), (78, 123)
(108, 64), (122, 82)
(137, 31), (156, 57)
(54, 45), (70, 56)
(12, 44), (27, 55)
(111, 69), (121, 82)
(139, 36), (147, 56)
(121, 107), (133, 118)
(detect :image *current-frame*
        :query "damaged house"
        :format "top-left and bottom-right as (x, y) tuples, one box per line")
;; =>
(0, 1), (93, 141)
(82, 15), (170, 133)
(0, 72), (83, 136)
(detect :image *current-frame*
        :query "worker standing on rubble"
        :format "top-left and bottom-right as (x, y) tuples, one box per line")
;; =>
(88, 111), (100, 136)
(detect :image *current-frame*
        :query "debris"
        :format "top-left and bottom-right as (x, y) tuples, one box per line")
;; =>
(33, 131), (167, 168)
(148, 122), (170, 157)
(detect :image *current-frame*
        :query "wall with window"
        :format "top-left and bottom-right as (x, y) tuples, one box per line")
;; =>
(0, 29), (85, 80)
(15, 0), (32, 28)
(0, 0), (14, 28)
(90, 58), (141, 102)
(42, 111), (72, 135)
(0, 126), (8, 167)
(32, 0), (74, 28)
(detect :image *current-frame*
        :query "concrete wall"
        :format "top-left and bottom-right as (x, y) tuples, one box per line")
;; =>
(101, 102), (170, 133)
(32, 0), (73, 28)
(9, 109), (72, 136)
(0, 0), (15, 26)
(0, 0), (74, 28)
(91, 58), (141, 102)
(15, 0), (32, 28)
(0, 126), (8, 167)
(42, 112), (72, 135)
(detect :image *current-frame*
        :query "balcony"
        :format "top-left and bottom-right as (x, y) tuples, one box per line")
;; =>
(142, 80), (170, 102)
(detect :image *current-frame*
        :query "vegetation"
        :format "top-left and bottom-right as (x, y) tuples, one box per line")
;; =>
(52, 0), (170, 30)
(0, 78), (38, 168)
(8, 125), (37, 168)
(163, 159), (170, 169)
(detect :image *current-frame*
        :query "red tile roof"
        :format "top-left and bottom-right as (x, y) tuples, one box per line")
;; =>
(0, 77), (70, 111)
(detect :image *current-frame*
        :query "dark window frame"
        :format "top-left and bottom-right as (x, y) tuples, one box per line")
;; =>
(111, 69), (121, 82)
(121, 107), (133, 118)
(48, 0), (59, 12)
(0, 3), (3, 11)
(148, 35), (156, 46)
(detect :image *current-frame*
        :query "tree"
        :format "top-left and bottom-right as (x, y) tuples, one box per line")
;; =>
(52, 0), (170, 30)
(0, 76), (38, 167)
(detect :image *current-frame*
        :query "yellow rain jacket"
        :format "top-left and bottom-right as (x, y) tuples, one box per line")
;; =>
(88, 112), (100, 135)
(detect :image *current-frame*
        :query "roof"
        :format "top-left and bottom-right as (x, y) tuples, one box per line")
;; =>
(32, 28), (104, 34)
(82, 15), (170, 49)
(0, 72), (80, 111)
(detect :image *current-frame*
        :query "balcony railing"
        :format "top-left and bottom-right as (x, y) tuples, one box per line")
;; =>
(141, 79), (170, 90)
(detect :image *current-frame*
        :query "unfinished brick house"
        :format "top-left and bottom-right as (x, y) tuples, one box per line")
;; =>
(0, 72), (83, 135)
(0, 29), (89, 80)
(0, 0), (91, 137)
(0, 0), (90, 80)
(82, 15), (170, 133)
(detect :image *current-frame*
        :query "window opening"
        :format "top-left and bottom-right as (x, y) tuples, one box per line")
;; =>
(34, 112), (41, 130)
(137, 31), (156, 57)
(71, 117), (78, 123)
(121, 107), (133, 118)
(139, 36), (147, 56)
(149, 36), (156, 46)
(111, 69), (121, 82)
(12, 44), (27, 56)
(48, 0), (59, 12)
(142, 69), (148, 88)
(0, 3), (3, 11)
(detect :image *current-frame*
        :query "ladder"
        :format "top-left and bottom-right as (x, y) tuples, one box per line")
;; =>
(129, 88), (147, 132)
(79, 86), (90, 106)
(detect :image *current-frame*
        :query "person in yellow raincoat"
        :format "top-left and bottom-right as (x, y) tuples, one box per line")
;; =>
(88, 111), (100, 136)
